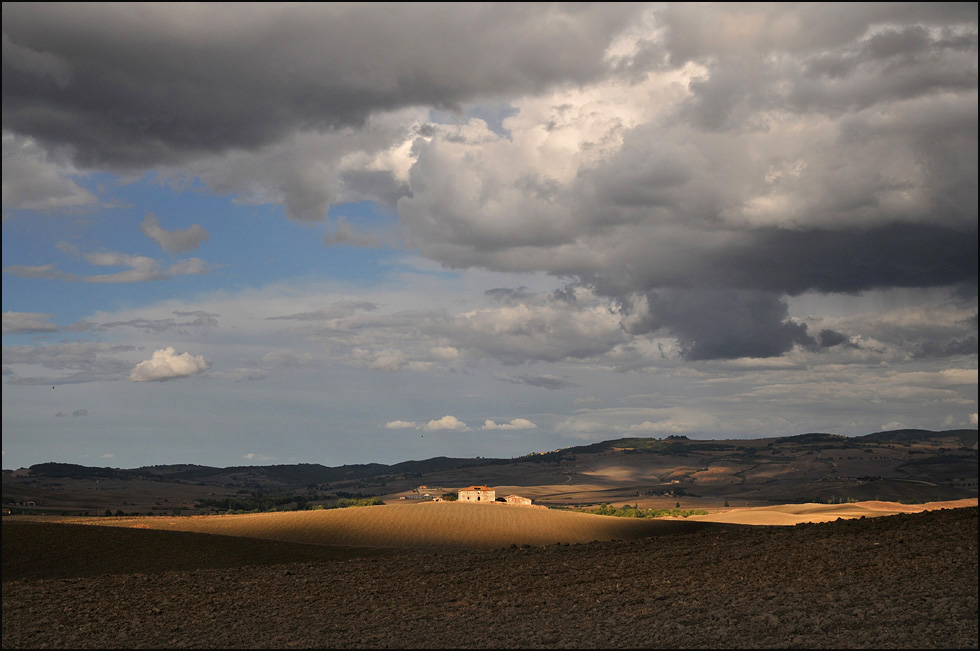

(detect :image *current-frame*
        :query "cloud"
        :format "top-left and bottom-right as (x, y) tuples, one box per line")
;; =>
(55, 409), (88, 417)
(98, 311), (219, 333)
(624, 289), (815, 361)
(451, 298), (626, 365)
(912, 336), (978, 359)
(1, 131), (98, 212)
(384, 420), (418, 430)
(3, 341), (136, 384)
(128, 346), (210, 382)
(243, 453), (275, 462)
(4, 250), (213, 283)
(323, 216), (390, 248)
(1, 4), (637, 171)
(2, 311), (58, 334)
(495, 374), (577, 390)
(482, 418), (537, 430)
(422, 415), (469, 431)
(140, 213), (210, 254)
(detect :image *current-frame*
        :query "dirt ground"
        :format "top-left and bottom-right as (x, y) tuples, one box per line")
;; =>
(2, 506), (977, 649)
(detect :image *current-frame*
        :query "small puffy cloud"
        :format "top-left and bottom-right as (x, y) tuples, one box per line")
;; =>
(422, 415), (469, 431)
(971, 413), (978, 426)
(384, 420), (418, 429)
(140, 213), (210, 254)
(482, 418), (537, 430)
(881, 421), (906, 431)
(128, 346), (210, 382)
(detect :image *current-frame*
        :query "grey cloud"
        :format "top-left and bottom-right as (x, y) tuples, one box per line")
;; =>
(268, 301), (380, 321)
(626, 289), (815, 361)
(495, 373), (577, 390)
(140, 214), (210, 254)
(4, 254), (213, 284)
(3, 342), (136, 383)
(2, 131), (99, 212)
(172, 311), (219, 327)
(324, 217), (388, 249)
(485, 287), (535, 304)
(2, 311), (58, 334)
(2, 3), (636, 169)
(337, 169), (410, 209)
(98, 311), (218, 333)
(818, 329), (858, 349)
(55, 409), (88, 417)
(913, 336), (979, 359)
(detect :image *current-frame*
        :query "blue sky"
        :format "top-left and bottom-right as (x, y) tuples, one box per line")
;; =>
(2, 3), (977, 470)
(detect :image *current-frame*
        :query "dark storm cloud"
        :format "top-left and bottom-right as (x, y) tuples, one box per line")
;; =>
(913, 336), (979, 359)
(818, 329), (857, 349)
(1, 3), (636, 169)
(625, 289), (814, 361)
(706, 223), (978, 296)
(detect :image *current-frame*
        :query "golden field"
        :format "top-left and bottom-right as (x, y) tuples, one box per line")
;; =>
(24, 497), (978, 550)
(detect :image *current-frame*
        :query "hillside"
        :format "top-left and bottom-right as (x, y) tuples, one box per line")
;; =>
(3, 429), (976, 516)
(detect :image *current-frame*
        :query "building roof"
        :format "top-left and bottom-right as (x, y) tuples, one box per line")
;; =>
(460, 485), (494, 491)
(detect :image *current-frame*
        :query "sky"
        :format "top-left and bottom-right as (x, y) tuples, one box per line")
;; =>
(2, 3), (977, 470)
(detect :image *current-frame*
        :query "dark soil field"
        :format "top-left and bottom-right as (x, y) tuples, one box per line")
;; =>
(3, 506), (977, 649)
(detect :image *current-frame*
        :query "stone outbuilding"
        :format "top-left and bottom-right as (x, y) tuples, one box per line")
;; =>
(504, 494), (532, 506)
(458, 485), (496, 502)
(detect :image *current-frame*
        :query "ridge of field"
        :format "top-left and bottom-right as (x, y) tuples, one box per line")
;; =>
(12, 498), (975, 557)
(48, 501), (726, 550)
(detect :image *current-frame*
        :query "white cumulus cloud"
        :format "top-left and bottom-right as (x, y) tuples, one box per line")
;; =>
(384, 420), (418, 429)
(128, 346), (210, 382)
(422, 415), (469, 431)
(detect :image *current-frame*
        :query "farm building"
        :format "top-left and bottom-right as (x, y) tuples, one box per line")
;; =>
(504, 494), (532, 506)
(458, 485), (496, 502)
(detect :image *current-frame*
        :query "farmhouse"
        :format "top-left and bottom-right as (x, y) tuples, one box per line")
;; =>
(457, 486), (534, 506)
(458, 485), (495, 502)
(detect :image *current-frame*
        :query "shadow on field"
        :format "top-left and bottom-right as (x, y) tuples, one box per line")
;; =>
(1, 521), (401, 582)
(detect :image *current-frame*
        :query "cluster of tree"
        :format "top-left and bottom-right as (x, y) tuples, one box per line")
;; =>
(335, 497), (384, 508)
(193, 492), (385, 514)
(194, 493), (311, 513)
(584, 503), (709, 519)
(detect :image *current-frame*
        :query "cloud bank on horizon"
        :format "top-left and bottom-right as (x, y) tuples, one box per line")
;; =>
(2, 3), (977, 469)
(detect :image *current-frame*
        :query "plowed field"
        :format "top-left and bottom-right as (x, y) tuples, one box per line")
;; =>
(2, 503), (976, 648)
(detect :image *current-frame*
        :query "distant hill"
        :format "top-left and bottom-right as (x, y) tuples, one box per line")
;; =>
(4, 429), (976, 515)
